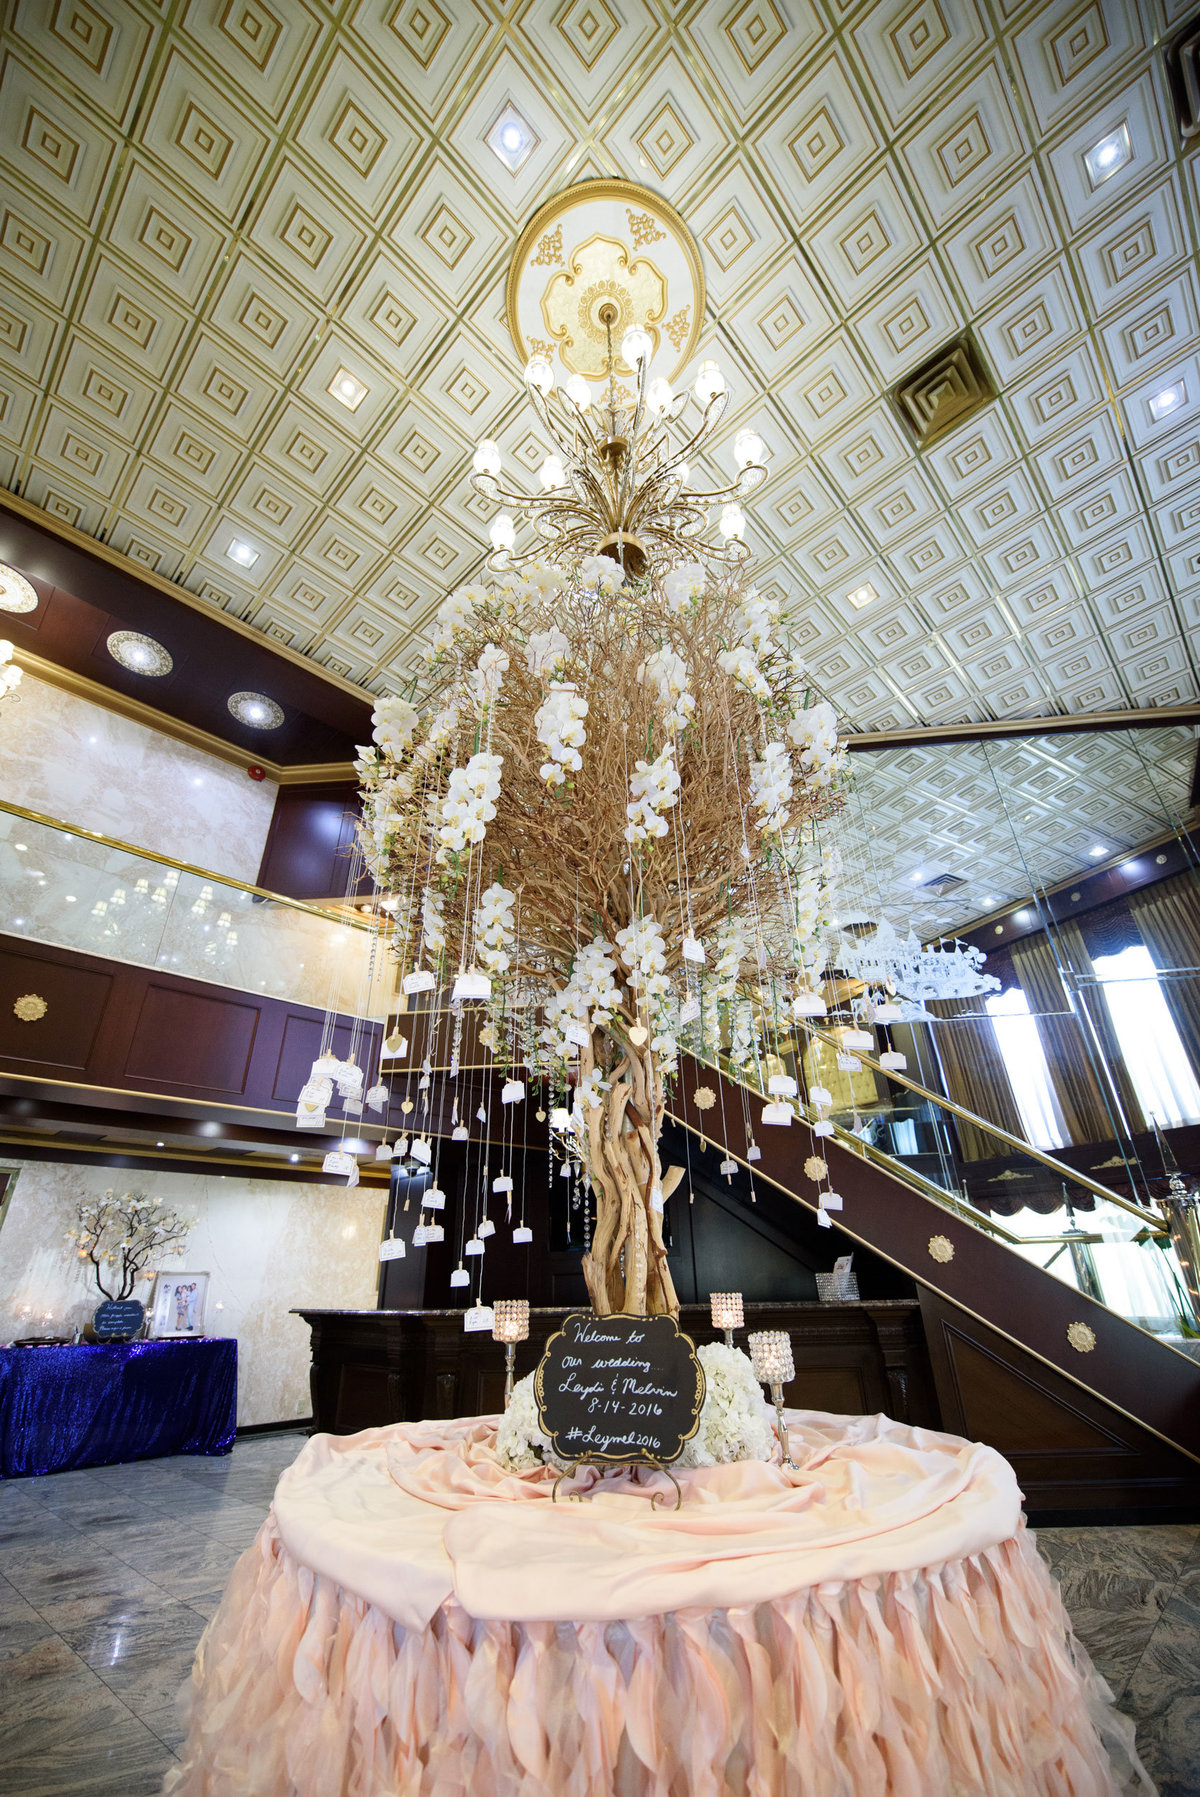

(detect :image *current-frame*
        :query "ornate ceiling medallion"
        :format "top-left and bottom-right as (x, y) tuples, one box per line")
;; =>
(106, 631), (173, 676)
(0, 564), (38, 613)
(227, 691), (284, 730)
(507, 180), (705, 383)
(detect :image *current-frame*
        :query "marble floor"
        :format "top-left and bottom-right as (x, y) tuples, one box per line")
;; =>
(0, 1433), (1197, 1796)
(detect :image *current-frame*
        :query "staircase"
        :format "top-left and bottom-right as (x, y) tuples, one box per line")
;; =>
(670, 1053), (1200, 1520)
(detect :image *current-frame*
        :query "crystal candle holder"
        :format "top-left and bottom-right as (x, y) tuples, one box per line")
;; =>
(748, 1329), (797, 1469)
(492, 1298), (530, 1408)
(492, 1298), (530, 1343)
(710, 1291), (743, 1347)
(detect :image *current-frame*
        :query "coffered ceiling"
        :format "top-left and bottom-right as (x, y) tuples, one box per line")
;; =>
(0, 0), (1198, 734)
(833, 720), (1197, 937)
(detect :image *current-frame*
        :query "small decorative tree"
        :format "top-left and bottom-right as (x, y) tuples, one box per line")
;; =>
(66, 1190), (194, 1302)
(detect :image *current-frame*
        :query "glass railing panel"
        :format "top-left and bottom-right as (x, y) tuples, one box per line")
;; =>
(0, 803), (389, 1018)
(715, 1010), (1200, 1354)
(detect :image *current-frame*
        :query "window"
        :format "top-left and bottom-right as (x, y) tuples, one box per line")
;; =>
(984, 987), (1068, 1150)
(1092, 943), (1200, 1128)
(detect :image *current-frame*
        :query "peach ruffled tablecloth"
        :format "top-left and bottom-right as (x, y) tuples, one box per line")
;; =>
(166, 1410), (1153, 1797)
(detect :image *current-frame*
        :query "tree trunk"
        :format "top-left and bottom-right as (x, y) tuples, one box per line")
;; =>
(580, 1035), (681, 1318)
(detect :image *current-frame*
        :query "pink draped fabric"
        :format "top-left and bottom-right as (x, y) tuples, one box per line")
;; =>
(165, 1413), (1153, 1796)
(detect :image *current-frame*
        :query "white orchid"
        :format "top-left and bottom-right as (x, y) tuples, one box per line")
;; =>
(624, 745), (681, 843)
(662, 561), (706, 610)
(525, 627), (570, 676)
(474, 882), (516, 973)
(371, 695), (419, 754)
(535, 683), (588, 785)
(749, 741), (794, 834)
(436, 751), (503, 856)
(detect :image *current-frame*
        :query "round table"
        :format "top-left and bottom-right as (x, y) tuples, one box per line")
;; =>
(166, 1410), (1150, 1795)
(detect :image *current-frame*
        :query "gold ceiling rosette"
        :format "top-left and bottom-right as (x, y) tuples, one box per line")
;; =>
(506, 180), (704, 386)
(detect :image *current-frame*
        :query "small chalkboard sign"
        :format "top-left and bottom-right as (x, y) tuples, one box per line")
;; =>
(535, 1312), (705, 1466)
(92, 1299), (145, 1342)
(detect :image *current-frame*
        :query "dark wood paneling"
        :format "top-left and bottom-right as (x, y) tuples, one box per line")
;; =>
(0, 945), (112, 1071)
(919, 1288), (1200, 1516)
(123, 985), (260, 1094)
(296, 1301), (939, 1440)
(257, 784), (370, 900)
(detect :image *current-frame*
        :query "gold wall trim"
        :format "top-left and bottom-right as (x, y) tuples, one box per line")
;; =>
(845, 703), (1200, 750)
(11, 648), (355, 785)
(0, 796), (372, 928)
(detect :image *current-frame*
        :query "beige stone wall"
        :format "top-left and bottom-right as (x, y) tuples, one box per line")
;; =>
(0, 1158), (386, 1426)
(0, 672), (278, 883)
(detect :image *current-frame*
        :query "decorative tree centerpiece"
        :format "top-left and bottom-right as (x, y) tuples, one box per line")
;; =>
(355, 331), (846, 1319)
(66, 1189), (193, 1301)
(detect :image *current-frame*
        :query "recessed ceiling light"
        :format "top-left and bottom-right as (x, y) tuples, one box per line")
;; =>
(1083, 121), (1133, 188)
(1122, 860), (1141, 876)
(847, 582), (878, 609)
(486, 104), (537, 172)
(1149, 381), (1186, 420)
(982, 894), (997, 905)
(326, 367), (369, 412)
(1014, 909), (1032, 924)
(227, 690), (284, 730)
(289, 1153), (300, 1163)
(227, 540), (259, 568)
(0, 564), (37, 613)
(1089, 844), (1107, 857)
(107, 631), (173, 676)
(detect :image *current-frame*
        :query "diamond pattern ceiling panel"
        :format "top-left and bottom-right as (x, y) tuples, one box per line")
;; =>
(0, 0), (1196, 722)
(838, 723), (1196, 940)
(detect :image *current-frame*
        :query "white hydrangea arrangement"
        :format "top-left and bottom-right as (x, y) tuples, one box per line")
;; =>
(676, 1344), (775, 1468)
(494, 1373), (559, 1472)
(492, 1345), (775, 1475)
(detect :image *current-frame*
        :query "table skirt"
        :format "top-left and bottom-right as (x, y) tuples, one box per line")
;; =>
(164, 1513), (1149, 1797)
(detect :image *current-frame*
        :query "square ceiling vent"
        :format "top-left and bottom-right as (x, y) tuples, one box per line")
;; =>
(917, 872), (968, 898)
(889, 334), (996, 449)
(1164, 11), (1200, 138)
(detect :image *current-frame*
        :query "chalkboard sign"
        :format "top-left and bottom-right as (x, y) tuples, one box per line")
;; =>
(92, 1299), (145, 1342)
(535, 1312), (705, 1466)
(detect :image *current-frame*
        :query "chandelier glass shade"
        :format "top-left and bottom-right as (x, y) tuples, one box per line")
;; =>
(470, 313), (768, 580)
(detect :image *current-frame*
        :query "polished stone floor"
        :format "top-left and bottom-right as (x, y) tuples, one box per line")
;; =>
(0, 1432), (1197, 1795)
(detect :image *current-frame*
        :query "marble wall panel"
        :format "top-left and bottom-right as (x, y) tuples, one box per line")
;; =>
(0, 674), (278, 883)
(0, 1158), (386, 1426)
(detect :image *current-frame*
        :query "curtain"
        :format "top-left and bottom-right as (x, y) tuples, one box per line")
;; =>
(923, 996), (1023, 1160)
(1050, 919), (1147, 1138)
(1128, 872), (1200, 1081)
(1009, 933), (1124, 1145)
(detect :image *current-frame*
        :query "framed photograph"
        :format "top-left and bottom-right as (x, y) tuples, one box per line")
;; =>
(148, 1271), (210, 1339)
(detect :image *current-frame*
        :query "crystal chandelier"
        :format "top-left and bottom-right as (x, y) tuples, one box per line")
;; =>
(469, 311), (768, 579)
(835, 918), (1000, 1016)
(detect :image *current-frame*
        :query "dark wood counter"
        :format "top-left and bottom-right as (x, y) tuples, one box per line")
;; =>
(293, 1301), (938, 1437)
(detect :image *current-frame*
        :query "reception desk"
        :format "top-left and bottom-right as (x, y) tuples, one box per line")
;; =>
(293, 1301), (939, 1437)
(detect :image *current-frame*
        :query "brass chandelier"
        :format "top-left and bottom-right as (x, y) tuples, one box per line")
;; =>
(470, 306), (768, 581)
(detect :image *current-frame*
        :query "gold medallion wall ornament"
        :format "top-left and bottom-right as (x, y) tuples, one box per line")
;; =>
(13, 993), (47, 1022)
(507, 181), (705, 384)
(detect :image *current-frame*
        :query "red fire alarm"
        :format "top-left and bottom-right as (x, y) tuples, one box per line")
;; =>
(247, 764), (266, 781)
